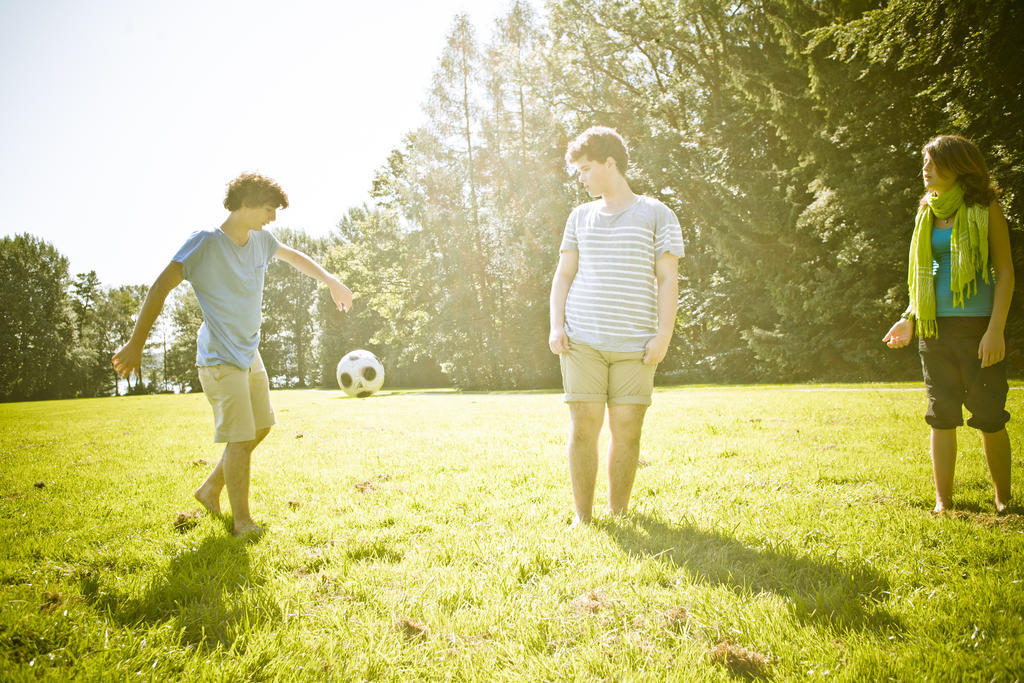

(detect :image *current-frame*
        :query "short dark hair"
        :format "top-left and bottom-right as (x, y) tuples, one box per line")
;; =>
(922, 135), (998, 207)
(223, 173), (289, 211)
(565, 126), (629, 175)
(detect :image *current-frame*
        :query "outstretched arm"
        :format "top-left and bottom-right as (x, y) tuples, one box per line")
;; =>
(274, 244), (353, 312)
(112, 261), (183, 379)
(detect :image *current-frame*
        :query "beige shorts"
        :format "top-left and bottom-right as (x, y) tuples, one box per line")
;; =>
(559, 343), (656, 406)
(197, 350), (275, 443)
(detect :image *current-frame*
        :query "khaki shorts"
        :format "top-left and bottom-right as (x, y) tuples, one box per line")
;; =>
(559, 343), (656, 406)
(197, 350), (275, 443)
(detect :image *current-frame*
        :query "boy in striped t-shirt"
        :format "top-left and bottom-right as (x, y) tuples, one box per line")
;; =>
(549, 127), (684, 526)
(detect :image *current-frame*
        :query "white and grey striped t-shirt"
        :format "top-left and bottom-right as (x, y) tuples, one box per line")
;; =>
(560, 196), (684, 352)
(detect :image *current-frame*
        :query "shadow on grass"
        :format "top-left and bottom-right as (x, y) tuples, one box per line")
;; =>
(82, 532), (279, 650)
(602, 513), (901, 633)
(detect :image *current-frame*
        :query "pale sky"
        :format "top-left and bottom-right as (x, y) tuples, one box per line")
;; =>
(0, 0), (538, 287)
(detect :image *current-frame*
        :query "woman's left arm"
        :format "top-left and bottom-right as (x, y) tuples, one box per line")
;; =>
(980, 202), (1015, 367)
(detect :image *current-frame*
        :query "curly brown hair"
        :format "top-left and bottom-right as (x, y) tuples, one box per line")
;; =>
(565, 126), (629, 175)
(223, 173), (289, 211)
(922, 135), (999, 208)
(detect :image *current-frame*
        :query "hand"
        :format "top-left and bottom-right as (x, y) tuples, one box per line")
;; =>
(112, 341), (143, 379)
(643, 333), (671, 365)
(549, 327), (570, 354)
(329, 278), (353, 313)
(883, 318), (914, 349)
(979, 328), (1006, 368)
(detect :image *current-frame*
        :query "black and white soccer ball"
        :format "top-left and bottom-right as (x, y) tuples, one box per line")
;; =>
(336, 349), (385, 398)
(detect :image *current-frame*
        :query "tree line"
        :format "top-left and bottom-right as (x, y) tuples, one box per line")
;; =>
(2, 0), (1022, 401)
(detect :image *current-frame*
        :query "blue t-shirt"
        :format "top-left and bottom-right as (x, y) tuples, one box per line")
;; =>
(931, 226), (994, 317)
(172, 229), (280, 369)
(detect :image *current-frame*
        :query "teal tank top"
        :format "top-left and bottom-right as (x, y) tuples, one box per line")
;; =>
(931, 226), (994, 317)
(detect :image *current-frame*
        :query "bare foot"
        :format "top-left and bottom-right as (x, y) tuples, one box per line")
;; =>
(569, 515), (589, 529)
(932, 502), (950, 515)
(233, 521), (263, 538)
(995, 498), (1011, 515)
(194, 486), (221, 515)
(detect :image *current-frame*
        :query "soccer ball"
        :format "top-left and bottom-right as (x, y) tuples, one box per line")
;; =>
(336, 350), (385, 398)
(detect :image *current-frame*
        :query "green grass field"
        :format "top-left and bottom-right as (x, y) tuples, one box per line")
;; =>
(2, 385), (1023, 681)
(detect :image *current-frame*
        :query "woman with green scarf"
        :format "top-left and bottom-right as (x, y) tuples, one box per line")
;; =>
(883, 135), (1014, 514)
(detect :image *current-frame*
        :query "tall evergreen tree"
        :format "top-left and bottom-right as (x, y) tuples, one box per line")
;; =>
(479, 1), (576, 387)
(807, 0), (1024, 373)
(69, 270), (112, 397)
(0, 234), (77, 400)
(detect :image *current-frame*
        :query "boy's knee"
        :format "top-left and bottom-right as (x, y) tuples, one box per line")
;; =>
(569, 401), (603, 420)
(610, 425), (643, 447)
(571, 424), (601, 446)
(609, 406), (645, 435)
(224, 441), (252, 458)
(569, 405), (603, 442)
(227, 427), (270, 454)
(243, 427), (271, 451)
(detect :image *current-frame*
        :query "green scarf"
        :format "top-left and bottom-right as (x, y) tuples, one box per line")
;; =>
(907, 183), (989, 338)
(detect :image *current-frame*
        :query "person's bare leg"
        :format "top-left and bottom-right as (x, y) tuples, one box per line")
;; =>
(222, 441), (256, 534)
(568, 402), (605, 525)
(980, 428), (1012, 513)
(195, 427), (270, 517)
(199, 428), (270, 534)
(194, 458), (225, 514)
(608, 404), (647, 515)
(931, 428), (957, 513)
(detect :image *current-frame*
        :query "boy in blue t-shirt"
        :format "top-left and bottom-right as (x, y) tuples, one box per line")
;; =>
(113, 173), (353, 536)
